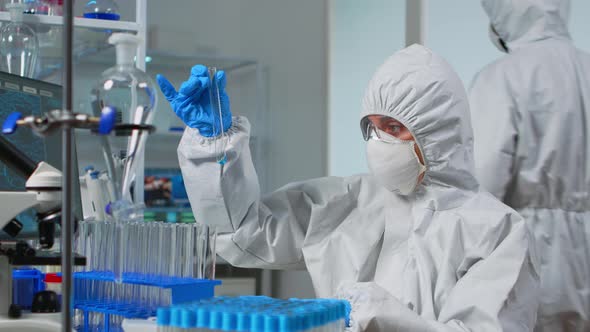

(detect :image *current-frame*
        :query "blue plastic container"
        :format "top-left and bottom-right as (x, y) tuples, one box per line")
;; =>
(82, 0), (120, 21)
(12, 268), (45, 310)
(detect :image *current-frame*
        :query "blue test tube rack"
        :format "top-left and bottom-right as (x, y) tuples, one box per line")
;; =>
(73, 271), (221, 332)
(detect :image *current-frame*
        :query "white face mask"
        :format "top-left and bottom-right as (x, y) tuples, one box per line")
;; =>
(366, 138), (426, 195)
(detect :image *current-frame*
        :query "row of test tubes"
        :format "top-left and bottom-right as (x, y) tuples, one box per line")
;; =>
(76, 219), (217, 280)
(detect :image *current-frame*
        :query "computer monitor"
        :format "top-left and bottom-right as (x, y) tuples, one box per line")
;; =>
(0, 71), (81, 239)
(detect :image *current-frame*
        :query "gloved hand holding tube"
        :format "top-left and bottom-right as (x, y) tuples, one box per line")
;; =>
(157, 64), (232, 138)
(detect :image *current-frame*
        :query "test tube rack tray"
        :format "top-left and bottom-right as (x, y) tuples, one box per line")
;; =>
(73, 271), (220, 332)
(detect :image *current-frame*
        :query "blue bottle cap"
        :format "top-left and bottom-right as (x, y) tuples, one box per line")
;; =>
(210, 310), (223, 330)
(264, 315), (278, 332)
(343, 300), (352, 327)
(301, 313), (312, 331)
(222, 312), (237, 331)
(181, 308), (196, 328)
(278, 315), (294, 332)
(156, 308), (170, 326)
(311, 308), (320, 329)
(251, 313), (265, 332)
(197, 308), (209, 328)
(170, 307), (182, 327)
(236, 312), (250, 331)
(330, 303), (338, 322)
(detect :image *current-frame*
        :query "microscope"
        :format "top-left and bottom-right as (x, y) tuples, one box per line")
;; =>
(0, 135), (62, 249)
(0, 135), (85, 324)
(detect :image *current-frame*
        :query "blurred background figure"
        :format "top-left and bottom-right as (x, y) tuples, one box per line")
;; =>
(469, 0), (590, 330)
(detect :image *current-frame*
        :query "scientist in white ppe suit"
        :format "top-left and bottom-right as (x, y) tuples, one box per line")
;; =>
(158, 44), (539, 331)
(470, 0), (590, 330)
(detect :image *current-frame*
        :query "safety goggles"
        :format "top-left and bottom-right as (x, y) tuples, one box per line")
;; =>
(362, 121), (405, 144)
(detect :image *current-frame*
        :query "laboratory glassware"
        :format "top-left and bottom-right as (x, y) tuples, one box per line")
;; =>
(74, 219), (219, 331)
(0, 3), (38, 78)
(208, 67), (228, 165)
(91, 32), (157, 221)
(83, 0), (120, 21)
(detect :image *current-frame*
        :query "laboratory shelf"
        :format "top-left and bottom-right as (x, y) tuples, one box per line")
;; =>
(77, 48), (258, 72)
(0, 12), (140, 31)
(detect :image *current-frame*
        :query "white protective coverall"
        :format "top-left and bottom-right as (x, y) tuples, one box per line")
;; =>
(470, 0), (590, 330)
(179, 44), (539, 331)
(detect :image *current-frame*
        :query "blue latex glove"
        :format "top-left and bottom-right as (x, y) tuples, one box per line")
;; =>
(157, 65), (232, 137)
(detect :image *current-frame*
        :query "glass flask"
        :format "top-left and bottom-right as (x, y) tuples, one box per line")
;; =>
(91, 33), (157, 221)
(0, 3), (38, 78)
(83, 0), (120, 21)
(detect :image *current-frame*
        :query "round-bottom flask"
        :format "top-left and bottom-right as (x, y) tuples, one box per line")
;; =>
(92, 33), (157, 221)
(0, 3), (39, 78)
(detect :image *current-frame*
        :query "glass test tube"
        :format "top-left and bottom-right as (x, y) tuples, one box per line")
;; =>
(208, 66), (228, 164)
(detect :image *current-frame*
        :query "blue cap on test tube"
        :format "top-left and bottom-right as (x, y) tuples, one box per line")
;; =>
(251, 313), (265, 332)
(156, 307), (171, 327)
(197, 307), (209, 328)
(181, 308), (196, 329)
(170, 307), (182, 327)
(264, 315), (278, 332)
(210, 310), (223, 330)
(222, 311), (237, 331)
(320, 307), (329, 326)
(301, 312), (313, 331)
(278, 315), (295, 332)
(330, 302), (338, 322)
(236, 312), (250, 331)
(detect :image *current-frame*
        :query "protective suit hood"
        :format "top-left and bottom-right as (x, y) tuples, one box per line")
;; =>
(361, 44), (478, 203)
(481, 0), (571, 50)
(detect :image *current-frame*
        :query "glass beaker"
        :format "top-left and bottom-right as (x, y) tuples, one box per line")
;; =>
(91, 33), (157, 221)
(0, 3), (38, 78)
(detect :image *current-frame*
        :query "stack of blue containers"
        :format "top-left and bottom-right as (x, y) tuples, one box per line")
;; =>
(12, 268), (45, 311)
(156, 296), (349, 332)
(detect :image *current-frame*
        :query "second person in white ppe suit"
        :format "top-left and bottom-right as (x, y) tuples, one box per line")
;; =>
(470, 0), (590, 330)
(160, 45), (539, 331)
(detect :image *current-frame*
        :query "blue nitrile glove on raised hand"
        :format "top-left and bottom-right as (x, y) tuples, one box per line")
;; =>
(156, 65), (232, 137)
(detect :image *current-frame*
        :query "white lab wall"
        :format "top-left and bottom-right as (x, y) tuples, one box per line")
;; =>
(110, 0), (326, 299)
(427, 0), (590, 89)
(566, 0), (590, 52)
(328, 0), (406, 176)
(141, 0), (328, 197)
